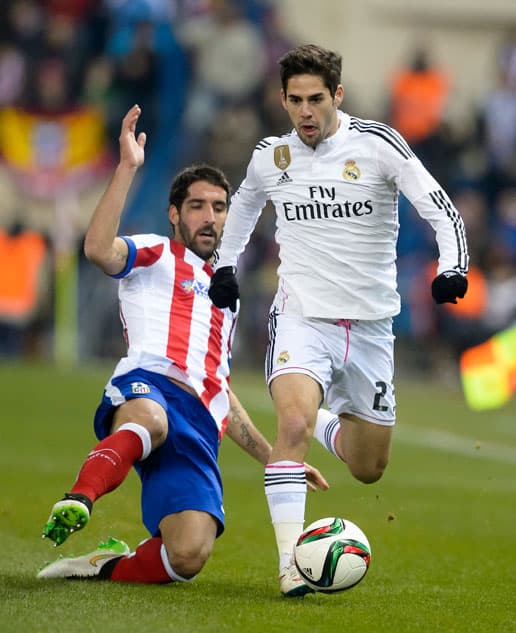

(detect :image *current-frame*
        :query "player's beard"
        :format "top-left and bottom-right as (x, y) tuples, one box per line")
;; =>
(297, 109), (337, 148)
(176, 219), (219, 261)
(297, 126), (321, 148)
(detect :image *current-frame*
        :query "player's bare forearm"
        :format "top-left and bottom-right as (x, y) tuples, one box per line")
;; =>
(84, 105), (146, 276)
(84, 164), (135, 273)
(225, 391), (329, 491)
(226, 390), (272, 465)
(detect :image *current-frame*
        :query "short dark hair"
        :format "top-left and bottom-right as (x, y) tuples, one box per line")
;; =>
(168, 164), (230, 210)
(278, 44), (342, 97)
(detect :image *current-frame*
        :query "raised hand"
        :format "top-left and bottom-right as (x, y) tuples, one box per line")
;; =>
(119, 104), (147, 169)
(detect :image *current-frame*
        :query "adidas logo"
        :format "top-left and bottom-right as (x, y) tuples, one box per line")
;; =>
(276, 171), (293, 185)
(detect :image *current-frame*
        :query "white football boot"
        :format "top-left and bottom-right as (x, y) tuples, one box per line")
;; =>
(279, 563), (315, 597)
(37, 537), (130, 579)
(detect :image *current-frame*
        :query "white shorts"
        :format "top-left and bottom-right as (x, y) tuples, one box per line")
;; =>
(266, 310), (396, 426)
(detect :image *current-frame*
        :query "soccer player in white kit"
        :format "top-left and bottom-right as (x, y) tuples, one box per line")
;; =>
(209, 44), (469, 596)
(37, 104), (328, 584)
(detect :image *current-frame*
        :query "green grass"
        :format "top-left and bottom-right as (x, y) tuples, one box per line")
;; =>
(1, 361), (515, 632)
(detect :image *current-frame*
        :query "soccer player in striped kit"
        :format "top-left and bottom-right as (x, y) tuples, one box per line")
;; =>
(209, 44), (469, 596)
(37, 105), (329, 584)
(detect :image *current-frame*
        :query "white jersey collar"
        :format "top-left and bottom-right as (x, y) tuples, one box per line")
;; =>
(320, 110), (350, 148)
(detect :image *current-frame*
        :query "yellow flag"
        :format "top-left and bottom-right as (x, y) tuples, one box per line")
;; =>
(460, 326), (516, 410)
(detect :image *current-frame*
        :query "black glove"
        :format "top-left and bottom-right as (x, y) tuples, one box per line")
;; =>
(431, 271), (468, 304)
(209, 266), (239, 312)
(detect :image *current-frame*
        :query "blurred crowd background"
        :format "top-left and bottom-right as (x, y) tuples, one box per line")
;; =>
(1, 0), (516, 382)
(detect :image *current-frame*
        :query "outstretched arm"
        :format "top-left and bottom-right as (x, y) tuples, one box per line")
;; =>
(225, 390), (329, 492)
(225, 390), (272, 466)
(83, 104), (147, 276)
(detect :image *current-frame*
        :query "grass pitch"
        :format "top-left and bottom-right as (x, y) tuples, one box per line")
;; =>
(0, 360), (515, 633)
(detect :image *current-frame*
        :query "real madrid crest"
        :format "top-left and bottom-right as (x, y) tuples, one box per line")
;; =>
(276, 350), (290, 365)
(274, 145), (291, 171)
(342, 160), (361, 181)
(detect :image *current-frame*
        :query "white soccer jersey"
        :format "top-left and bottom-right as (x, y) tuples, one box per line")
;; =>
(108, 234), (237, 432)
(217, 110), (468, 319)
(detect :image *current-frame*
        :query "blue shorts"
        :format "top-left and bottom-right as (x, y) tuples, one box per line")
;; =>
(93, 369), (224, 537)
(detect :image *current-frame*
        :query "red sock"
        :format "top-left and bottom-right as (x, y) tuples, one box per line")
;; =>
(70, 429), (144, 502)
(110, 537), (172, 583)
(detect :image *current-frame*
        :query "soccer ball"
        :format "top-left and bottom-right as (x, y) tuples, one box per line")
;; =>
(294, 517), (371, 593)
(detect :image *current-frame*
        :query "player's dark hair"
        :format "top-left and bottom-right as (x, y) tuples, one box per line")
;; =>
(168, 164), (231, 211)
(278, 44), (342, 97)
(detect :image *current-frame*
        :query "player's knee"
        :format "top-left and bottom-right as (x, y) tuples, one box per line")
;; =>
(348, 456), (388, 484)
(145, 416), (167, 448)
(278, 414), (313, 449)
(114, 400), (168, 450)
(167, 541), (213, 578)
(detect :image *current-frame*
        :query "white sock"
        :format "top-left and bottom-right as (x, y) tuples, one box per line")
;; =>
(313, 409), (342, 459)
(264, 461), (306, 572)
(160, 543), (195, 583)
(116, 422), (152, 460)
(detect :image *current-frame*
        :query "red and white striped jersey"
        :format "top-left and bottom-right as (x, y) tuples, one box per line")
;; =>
(109, 234), (237, 433)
